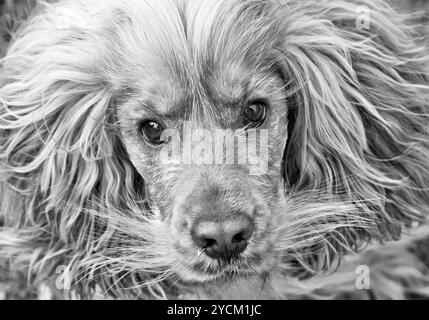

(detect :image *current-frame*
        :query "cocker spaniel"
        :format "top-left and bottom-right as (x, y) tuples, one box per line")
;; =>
(0, 0), (428, 299)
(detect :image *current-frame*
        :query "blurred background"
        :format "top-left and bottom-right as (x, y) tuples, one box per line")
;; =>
(0, 0), (428, 300)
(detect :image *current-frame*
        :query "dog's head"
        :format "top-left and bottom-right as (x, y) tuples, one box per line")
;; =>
(0, 0), (428, 298)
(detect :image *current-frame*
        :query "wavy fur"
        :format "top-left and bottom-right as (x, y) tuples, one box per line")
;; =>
(0, 0), (428, 299)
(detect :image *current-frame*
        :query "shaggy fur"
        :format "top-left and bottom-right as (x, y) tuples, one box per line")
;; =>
(0, 0), (428, 299)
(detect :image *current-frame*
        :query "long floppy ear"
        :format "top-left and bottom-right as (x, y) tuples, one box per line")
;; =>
(278, 0), (429, 239)
(0, 1), (143, 294)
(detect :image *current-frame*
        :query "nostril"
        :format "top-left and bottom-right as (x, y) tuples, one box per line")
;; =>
(191, 226), (222, 250)
(203, 238), (217, 248)
(232, 232), (245, 243)
(230, 219), (254, 244)
(192, 233), (215, 249)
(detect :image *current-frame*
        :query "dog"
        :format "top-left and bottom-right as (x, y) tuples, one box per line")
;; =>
(0, 0), (428, 300)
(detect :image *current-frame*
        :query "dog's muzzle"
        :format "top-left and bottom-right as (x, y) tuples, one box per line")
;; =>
(175, 171), (258, 264)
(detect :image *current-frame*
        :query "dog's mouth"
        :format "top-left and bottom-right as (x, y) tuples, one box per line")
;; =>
(176, 247), (276, 284)
(192, 256), (251, 274)
(181, 262), (256, 284)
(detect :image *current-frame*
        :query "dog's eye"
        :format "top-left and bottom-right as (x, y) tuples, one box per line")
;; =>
(140, 120), (165, 145)
(243, 101), (267, 128)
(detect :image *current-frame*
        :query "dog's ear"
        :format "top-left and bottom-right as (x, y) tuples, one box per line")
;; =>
(277, 0), (429, 238)
(0, 2), (143, 288)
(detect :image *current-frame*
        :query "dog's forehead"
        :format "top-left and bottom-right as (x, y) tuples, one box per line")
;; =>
(130, 59), (277, 121)
(111, 0), (281, 118)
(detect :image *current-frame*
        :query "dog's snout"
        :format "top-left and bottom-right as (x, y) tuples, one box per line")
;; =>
(191, 215), (254, 260)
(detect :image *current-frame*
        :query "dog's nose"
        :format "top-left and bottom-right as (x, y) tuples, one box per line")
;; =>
(191, 215), (254, 260)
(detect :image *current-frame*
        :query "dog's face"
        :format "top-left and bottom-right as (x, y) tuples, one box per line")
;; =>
(117, 47), (289, 281)
(1, 0), (428, 298)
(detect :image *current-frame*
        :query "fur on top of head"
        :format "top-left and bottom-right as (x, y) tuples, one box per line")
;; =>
(0, 0), (428, 299)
